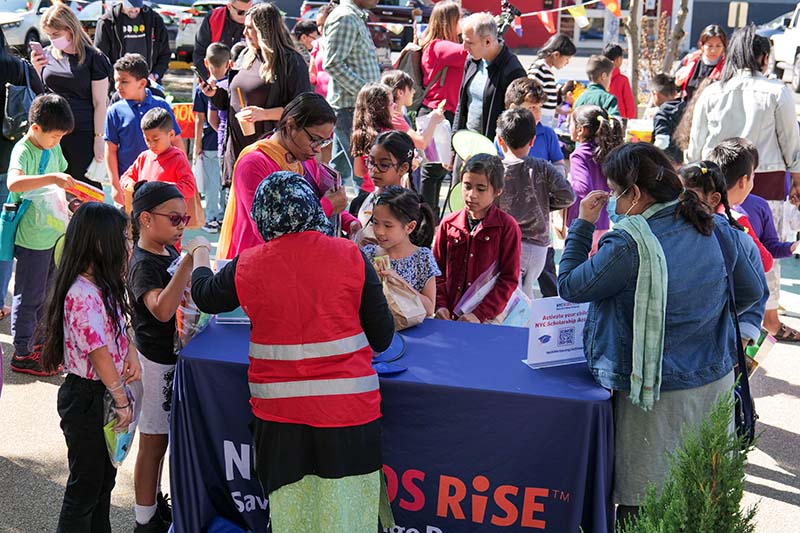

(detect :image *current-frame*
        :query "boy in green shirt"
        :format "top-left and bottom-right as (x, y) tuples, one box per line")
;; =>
(573, 55), (621, 118)
(7, 94), (75, 376)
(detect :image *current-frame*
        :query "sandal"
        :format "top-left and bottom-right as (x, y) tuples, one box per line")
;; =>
(774, 323), (800, 343)
(0, 306), (9, 321)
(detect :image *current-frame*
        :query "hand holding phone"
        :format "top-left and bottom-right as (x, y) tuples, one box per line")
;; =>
(29, 41), (45, 57)
(190, 66), (205, 84)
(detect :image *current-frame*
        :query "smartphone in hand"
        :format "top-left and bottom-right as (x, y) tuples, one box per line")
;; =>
(190, 66), (205, 85)
(29, 41), (45, 58)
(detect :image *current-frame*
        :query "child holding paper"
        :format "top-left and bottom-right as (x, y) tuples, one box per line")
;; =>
(433, 154), (521, 323)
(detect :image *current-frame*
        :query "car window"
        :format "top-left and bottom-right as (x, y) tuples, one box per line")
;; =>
(793, 8), (800, 28)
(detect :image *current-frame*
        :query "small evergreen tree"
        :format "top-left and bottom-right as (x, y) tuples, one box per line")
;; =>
(619, 393), (757, 533)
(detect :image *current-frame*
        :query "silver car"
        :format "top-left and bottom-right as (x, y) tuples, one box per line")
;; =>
(0, 0), (53, 52)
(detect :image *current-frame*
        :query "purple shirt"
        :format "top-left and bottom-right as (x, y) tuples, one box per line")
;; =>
(567, 142), (611, 230)
(739, 194), (794, 258)
(209, 78), (229, 156)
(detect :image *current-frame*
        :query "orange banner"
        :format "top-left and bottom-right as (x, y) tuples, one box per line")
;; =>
(172, 103), (196, 140)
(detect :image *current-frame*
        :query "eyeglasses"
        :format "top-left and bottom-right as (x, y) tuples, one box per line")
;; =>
(150, 212), (191, 227)
(303, 127), (333, 149)
(228, 3), (247, 16)
(365, 156), (398, 173)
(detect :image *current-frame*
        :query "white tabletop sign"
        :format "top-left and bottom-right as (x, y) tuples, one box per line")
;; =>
(525, 297), (590, 369)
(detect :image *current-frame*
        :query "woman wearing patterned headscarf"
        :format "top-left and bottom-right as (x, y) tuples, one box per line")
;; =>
(190, 171), (395, 531)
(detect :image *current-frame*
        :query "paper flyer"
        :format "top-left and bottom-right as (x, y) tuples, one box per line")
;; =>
(525, 297), (589, 369)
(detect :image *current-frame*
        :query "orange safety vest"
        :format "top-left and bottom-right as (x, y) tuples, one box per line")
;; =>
(235, 231), (380, 428)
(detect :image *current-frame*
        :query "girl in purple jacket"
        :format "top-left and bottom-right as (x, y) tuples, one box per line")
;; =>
(567, 105), (624, 252)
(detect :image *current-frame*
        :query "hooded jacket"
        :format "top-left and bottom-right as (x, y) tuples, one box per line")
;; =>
(94, 4), (171, 80)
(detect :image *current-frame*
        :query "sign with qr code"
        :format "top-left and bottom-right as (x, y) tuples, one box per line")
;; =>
(525, 297), (589, 369)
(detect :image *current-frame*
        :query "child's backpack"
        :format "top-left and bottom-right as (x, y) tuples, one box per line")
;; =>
(392, 43), (448, 114)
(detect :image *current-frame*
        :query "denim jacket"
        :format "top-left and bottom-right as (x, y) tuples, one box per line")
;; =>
(558, 205), (768, 391)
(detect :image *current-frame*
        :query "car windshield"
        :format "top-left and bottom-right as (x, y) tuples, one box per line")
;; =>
(763, 11), (792, 27)
(1, 0), (33, 13)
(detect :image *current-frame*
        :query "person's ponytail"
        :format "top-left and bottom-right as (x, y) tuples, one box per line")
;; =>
(677, 188), (715, 236)
(593, 116), (624, 163)
(410, 201), (435, 248)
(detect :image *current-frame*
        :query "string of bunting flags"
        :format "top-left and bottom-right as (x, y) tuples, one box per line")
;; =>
(514, 0), (621, 36)
(284, 0), (621, 37)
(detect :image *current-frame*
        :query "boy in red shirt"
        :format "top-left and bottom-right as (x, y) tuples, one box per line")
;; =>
(602, 43), (636, 120)
(121, 107), (196, 204)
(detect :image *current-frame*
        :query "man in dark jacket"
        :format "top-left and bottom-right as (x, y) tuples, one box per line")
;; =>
(94, 0), (171, 82)
(193, 0), (252, 79)
(453, 12), (526, 140)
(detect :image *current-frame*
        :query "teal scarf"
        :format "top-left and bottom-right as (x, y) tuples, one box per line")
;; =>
(613, 200), (677, 410)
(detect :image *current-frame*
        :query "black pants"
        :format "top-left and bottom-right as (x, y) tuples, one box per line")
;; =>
(417, 106), (455, 221)
(537, 246), (558, 297)
(57, 374), (117, 533)
(60, 130), (102, 189)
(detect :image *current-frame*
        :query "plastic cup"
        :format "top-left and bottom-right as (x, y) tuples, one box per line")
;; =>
(236, 111), (256, 137)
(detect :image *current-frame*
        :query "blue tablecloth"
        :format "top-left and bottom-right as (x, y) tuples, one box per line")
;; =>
(171, 319), (614, 532)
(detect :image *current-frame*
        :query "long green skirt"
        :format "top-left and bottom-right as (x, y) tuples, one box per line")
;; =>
(269, 470), (381, 532)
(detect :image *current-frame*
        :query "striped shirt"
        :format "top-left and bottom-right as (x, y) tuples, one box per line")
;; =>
(323, 0), (381, 109)
(528, 58), (557, 127)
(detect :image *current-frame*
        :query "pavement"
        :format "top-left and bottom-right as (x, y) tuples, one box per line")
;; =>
(2, 55), (800, 532)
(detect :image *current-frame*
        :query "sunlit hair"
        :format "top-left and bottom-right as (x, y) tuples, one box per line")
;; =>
(419, 0), (461, 48)
(41, 3), (95, 64)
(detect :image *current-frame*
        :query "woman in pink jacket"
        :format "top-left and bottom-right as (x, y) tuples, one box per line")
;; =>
(419, 0), (466, 125)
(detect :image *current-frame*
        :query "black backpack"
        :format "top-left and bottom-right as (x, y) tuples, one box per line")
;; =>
(3, 62), (35, 142)
(392, 42), (447, 114)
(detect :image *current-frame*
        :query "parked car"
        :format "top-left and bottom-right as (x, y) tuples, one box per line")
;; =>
(757, 10), (793, 39)
(174, 0), (225, 63)
(769, 3), (800, 91)
(77, 0), (180, 52)
(0, 0), (52, 53)
(300, 0), (433, 51)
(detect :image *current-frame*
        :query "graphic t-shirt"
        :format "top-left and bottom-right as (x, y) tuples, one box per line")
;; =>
(7, 137), (69, 250)
(64, 275), (128, 380)
(119, 12), (148, 59)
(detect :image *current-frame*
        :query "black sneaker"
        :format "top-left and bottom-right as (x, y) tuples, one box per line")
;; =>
(156, 492), (172, 523)
(10, 350), (60, 377)
(134, 513), (168, 533)
(201, 221), (219, 234)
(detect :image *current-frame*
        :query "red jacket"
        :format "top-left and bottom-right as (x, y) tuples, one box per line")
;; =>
(235, 231), (380, 428)
(433, 205), (521, 322)
(609, 67), (636, 119)
(122, 146), (196, 202)
(421, 39), (468, 114)
(718, 206), (774, 273)
(676, 50), (724, 94)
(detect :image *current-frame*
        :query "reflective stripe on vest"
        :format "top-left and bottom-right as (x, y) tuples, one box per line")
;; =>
(249, 374), (379, 399)
(249, 332), (368, 361)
